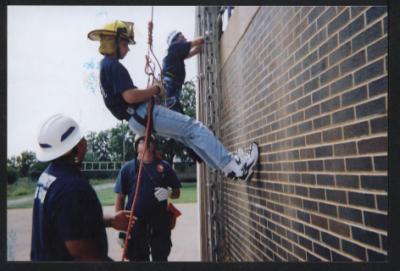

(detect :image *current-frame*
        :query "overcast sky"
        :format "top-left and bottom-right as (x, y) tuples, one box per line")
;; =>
(7, 6), (197, 158)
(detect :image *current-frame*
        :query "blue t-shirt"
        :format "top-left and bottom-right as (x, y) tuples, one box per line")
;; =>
(162, 41), (192, 87)
(114, 159), (181, 217)
(30, 161), (108, 261)
(99, 56), (139, 120)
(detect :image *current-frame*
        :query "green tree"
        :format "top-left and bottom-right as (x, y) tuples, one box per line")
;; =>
(85, 123), (136, 162)
(7, 156), (18, 168)
(86, 130), (111, 161)
(180, 80), (196, 118)
(7, 166), (19, 184)
(16, 151), (37, 177)
(109, 122), (135, 161)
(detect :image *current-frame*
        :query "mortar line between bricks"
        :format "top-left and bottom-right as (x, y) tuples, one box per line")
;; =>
(220, 9), (386, 121)
(225, 214), (282, 261)
(257, 143), (387, 161)
(226, 200), (327, 262)
(243, 175), (387, 195)
(254, 172), (387, 187)
(226, 189), (386, 260)
(220, 7), (334, 115)
(220, 80), (387, 145)
(225, 210), (277, 261)
(220, 37), (388, 136)
(227, 214), (327, 262)
(226, 185), (388, 237)
(233, 189), (387, 222)
(227, 182), (387, 215)
(224, 217), (265, 261)
(260, 149), (388, 161)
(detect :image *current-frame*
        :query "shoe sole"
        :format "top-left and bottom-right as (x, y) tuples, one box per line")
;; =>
(241, 143), (259, 182)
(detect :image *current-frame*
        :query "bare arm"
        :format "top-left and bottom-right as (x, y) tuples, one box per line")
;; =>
(191, 37), (205, 48)
(64, 240), (107, 261)
(115, 193), (125, 213)
(186, 37), (204, 59)
(170, 188), (180, 199)
(121, 85), (160, 104)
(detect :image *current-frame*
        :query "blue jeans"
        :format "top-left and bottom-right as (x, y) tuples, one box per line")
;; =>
(128, 103), (232, 170)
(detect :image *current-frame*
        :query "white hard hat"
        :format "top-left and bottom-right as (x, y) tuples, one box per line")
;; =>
(167, 30), (181, 46)
(36, 114), (84, 162)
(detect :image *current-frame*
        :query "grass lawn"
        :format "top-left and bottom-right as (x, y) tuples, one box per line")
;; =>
(96, 182), (197, 206)
(7, 178), (36, 200)
(8, 178), (197, 209)
(170, 182), (197, 204)
(7, 178), (115, 209)
(7, 178), (115, 200)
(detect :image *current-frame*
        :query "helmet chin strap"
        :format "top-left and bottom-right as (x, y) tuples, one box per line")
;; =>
(115, 28), (123, 59)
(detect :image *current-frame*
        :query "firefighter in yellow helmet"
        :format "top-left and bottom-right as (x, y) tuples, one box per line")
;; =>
(88, 20), (259, 183)
(88, 20), (135, 58)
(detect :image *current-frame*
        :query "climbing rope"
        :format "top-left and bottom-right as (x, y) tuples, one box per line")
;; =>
(121, 6), (158, 261)
(144, 6), (163, 86)
(121, 97), (153, 261)
(144, 7), (178, 109)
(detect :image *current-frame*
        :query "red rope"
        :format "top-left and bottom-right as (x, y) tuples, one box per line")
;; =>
(121, 6), (159, 261)
(121, 99), (153, 261)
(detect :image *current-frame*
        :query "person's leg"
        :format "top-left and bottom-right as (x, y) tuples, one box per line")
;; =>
(149, 212), (171, 261)
(163, 100), (204, 163)
(126, 218), (150, 261)
(128, 103), (231, 170)
(128, 103), (259, 180)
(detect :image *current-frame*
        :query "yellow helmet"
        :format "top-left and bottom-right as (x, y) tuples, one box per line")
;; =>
(88, 20), (136, 45)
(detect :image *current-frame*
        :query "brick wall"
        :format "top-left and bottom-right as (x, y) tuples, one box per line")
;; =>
(209, 6), (387, 262)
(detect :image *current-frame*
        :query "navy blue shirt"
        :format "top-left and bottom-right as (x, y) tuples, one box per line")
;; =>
(100, 56), (138, 120)
(30, 161), (108, 261)
(162, 41), (191, 87)
(114, 159), (181, 217)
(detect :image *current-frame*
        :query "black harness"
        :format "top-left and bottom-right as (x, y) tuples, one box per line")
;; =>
(127, 97), (155, 134)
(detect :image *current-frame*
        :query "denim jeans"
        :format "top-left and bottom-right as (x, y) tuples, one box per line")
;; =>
(128, 102), (233, 170)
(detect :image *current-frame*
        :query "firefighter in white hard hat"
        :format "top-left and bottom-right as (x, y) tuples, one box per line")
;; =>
(162, 30), (204, 112)
(88, 20), (259, 183)
(114, 133), (181, 261)
(31, 113), (136, 261)
(160, 30), (205, 164)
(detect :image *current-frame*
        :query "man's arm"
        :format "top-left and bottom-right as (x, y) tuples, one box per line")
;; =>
(121, 85), (160, 104)
(191, 37), (205, 48)
(103, 209), (134, 231)
(64, 240), (107, 261)
(114, 193), (125, 212)
(186, 37), (204, 59)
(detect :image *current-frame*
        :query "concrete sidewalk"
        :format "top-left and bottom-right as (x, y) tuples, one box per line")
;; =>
(7, 203), (200, 261)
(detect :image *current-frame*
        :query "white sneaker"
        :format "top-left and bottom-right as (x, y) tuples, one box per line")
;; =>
(222, 143), (259, 182)
(222, 155), (242, 180)
(238, 143), (259, 182)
